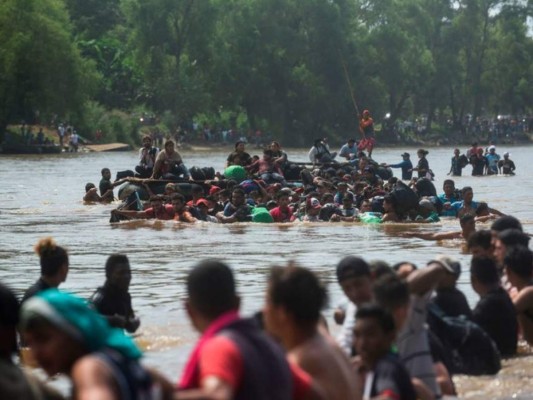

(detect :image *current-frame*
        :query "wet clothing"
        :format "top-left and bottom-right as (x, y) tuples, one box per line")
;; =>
(450, 155), (466, 176)
(21, 278), (52, 304)
(437, 193), (460, 217)
(498, 158), (516, 175)
(470, 154), (486, 176)
(227, 151), (252, 167)
(270, 206), (294, 222)
(364, 352), (417, 400)
(416, 157), (429, 178)
(144, 204), (174, 220)
(90, 283), (135, 321)
(486, 153), (500, 174)
(431, 287), (472, 319)
(223, 203), (253, 222)
(472, 287), (518, 357)
(100, 178), (113, 197)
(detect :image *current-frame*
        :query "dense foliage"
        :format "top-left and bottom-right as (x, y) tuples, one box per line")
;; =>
(1, 0), (531, 144)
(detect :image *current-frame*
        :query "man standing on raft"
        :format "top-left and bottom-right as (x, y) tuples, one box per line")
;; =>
(358, 110), (375, 158)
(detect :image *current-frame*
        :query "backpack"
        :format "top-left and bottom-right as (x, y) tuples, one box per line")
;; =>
(189, 166), (206, 181)
(391, 181), (419, 215)
(427, 304), (501, 375)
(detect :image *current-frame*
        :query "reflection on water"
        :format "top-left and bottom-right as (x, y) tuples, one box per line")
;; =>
(1, 146), (533, 398)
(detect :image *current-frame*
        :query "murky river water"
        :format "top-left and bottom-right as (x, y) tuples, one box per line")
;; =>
(1, 144), (532, 398)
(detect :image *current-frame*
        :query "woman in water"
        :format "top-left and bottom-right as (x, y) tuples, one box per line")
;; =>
(412, 149), (431, 179)
(21, 289), (173, 400)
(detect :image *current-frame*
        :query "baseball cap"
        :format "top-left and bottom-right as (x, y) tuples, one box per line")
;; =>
(196, 198), (209, 208)
(309, 197), (322, 209)
(429, 255), (461, 277)
(401, 152), (410, 157)
(209, 186), (221, 195)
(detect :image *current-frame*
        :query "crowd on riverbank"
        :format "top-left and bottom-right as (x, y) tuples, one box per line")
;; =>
(1, 213), (532, 399)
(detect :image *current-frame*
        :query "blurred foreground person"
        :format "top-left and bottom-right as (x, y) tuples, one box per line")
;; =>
(178, 259), (324, 400)
(0, 284), (63, 400)
(21, 289), (173, 400)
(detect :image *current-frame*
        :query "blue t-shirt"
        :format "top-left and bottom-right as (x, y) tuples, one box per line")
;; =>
(450, 200), (479, 215)
(339, 143), (357, 159)
(438, 193), (459, 217)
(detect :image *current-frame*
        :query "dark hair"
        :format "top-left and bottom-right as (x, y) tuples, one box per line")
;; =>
(497, 229), (530, 247)
(491, 216), (523, 233)
(476, 202), (489, 215)
(369, 260), (394, 280)
(268, 265), (327, 326)
(336, 256), (371, 283)
(372, 275), (410, 311)
(0, 283), (19, 327)
(467, 230), (493, 250)
(149, 194), (165, 202)
(142, 135), (152, 142)
(470, 257), (499, 285)
(417, 149), (429, 156)
(101, 167), (110, 175)
(355, 304), (395, 334)
(461, 186), (473, 195)
(187, 259), (237, 319)
(171, 193), (185, 202)
(105, 254), (130, 279)
(443, 179), (455, 188)
(235, 141), (244, 149)
(34, 238), (68, 277)
(85, 182), (96, 192)
(391, 261), (418, 272)
(504, 246), (533, 280)
(232, 188), (245, 198)
(164, 140), (175, 148)
(263, 149), (274, 157)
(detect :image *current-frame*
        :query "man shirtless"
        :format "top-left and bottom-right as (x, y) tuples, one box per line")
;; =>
(402, 213), (476, 241)
(263, 264), (359, 400)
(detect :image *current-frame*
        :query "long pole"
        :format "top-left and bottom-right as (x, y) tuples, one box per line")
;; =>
(338, 49), (360, 117)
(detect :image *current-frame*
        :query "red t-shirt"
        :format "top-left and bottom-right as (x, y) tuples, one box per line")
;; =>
(199, 335), (312, 399)
(144, 204), (174, 220)
(269, 206), (294, 223)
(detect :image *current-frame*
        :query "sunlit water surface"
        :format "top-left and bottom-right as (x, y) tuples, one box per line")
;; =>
(1, 144), (532, 399)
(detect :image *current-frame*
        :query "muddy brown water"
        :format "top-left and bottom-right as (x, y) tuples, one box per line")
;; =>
(1, 145), (532, 398)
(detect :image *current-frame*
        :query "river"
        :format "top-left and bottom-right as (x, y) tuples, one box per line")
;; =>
(1, 144), (532, 399)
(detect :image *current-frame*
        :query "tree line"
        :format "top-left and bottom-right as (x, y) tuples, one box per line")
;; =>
(1, 0), (531, 145)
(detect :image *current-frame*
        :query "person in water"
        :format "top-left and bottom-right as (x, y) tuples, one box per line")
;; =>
(171, 193), (198, 223)
(177, 259), (323, 399)
(111, 194), (174, 220)
(20, 290), (174, 400)
(438, 179), (460, 217)
(449, 148), (468, 176)
(99, 168), (120, 202)
(90, 254), (140, 333)
(384, 152), (413, 180)
(263, 264), (359, 400)
(411, 149), (431, 179)
(216, 188), (253, 223)
(83, 182), (104, 202)
(358, 110), (375, 158)
(498, 152), (516, 175)
(402, 213), (476, 241)
(21, 238), (69, 304)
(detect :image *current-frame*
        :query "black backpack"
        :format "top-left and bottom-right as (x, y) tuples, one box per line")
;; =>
(427, 303), (501, 375)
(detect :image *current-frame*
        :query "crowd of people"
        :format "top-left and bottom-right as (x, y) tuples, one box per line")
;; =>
(1, 213), (532, 399)
(448, 143), (517, 176)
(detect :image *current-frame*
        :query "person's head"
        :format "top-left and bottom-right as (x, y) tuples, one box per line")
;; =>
(348, 138), (355, 146)
(372, 274), (410, 332)
(171, 193), (186, 211)
(391, 262), (418, 279)
(149, 194), (165, 210)
(362, 110), (371, 118)
(383, 195), (397, 213)
(401, 152), (410, 159)
(105, 254), (131, 292)
(489, 146), (496, 154)
(336, 256), (372, 306)
(342, 193), (354, 208)
(218, 189), (230, 203)
(460, 214), (476, 236)
(34, 238), (69, 284)
(467, 230), (494, 258)
(360, 199), (372, 212)
(454, 148), (460, 156)
(191, 185), (204, 199)
(321, 193), (334, 205)
(185, 260), (239, 332)
(101, 168), (111, 180)
(20, 290), (141, 377)
(142, 135), (152, 148)
(263, 149), (273, 160)
(276, 192), (290, 208)
(475, 202), (490, 216)
(85, 182), (96, 193)
(461, 186), (473, 203)
(353, 304), (395, 368)
(270, 141), (281, 151)
(417, 149), (428, 158)
(165, 183), (178, 195)
(443, 179), (455, 196)
(470, 257), (500, 294)
(306, 197), (322, 216)
(494, 229), (530, 265)
(504, 246), (533, 287)
(164, 140), (175, 152)
(369, 260), (394, 280)
(264, 265), (327, 339)
(231, 188), (246, 207)
(437, 257), (461, 289)
(196, 198), (210, 215)
(503, 152), (510, 159)
(418, 198), (436, 217)
(235, 141), (245, 152)
(0, 283), (20, 358)
(491, 215), (523, 240)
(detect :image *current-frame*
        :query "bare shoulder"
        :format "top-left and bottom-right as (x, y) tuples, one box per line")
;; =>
(514, 287), (533, 311)
(71, 355), (118, 400)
